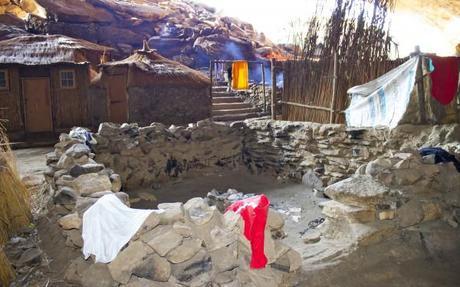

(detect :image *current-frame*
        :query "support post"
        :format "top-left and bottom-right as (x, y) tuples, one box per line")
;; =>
(209, 60), (213, 99)
(271, 58), (276, 120)
(415, 46), (426, 124)
(330, 51), (338, 124)
(262, 63), (267, 113)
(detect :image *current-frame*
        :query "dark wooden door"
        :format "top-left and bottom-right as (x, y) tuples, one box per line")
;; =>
(22, 78), (53, 133)
(107, 75), (128, 123)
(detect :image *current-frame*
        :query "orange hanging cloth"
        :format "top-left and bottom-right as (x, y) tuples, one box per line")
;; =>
(232, 60), (249, 90)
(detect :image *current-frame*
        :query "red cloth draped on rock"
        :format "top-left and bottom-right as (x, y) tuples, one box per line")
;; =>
(430, 56), (460, 105)
(226, 194), (269, 269)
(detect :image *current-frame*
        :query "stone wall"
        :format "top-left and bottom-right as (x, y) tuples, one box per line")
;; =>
(128, 86), (212, 126)
(241, 119), (460, 186)
(44, 130), (302, 287)
(299, 150), (460, 286)
(92, 120), (242, 189)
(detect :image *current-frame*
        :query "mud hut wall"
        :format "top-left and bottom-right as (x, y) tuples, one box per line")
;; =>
(50, 64), (91, 131)
(127, 85), (211, 126)
(0, 65), (23, 134)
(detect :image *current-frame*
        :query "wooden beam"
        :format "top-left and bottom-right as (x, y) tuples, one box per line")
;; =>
(415, 47), (426, 124)
(271, 59), (276, 119)
(261, 63), (266, 113)
(330, 51), (338, 124)
(280, 101), (332, 112)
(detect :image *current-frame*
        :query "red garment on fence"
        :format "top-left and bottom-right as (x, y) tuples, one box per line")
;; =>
(227, 194), (269, 269)
(430, 56), (460, 105)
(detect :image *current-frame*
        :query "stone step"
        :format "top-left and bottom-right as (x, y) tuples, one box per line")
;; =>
(212, 86), (228, 92)
(212, 91), (235, 97)
(212, 97), (244, 104)
(212, 107), (259, 116)
(213, 112), (259, 122)
(212, 102), (253, 111)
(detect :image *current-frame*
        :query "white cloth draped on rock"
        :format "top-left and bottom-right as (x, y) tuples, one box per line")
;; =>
(82, 194), (155, 263)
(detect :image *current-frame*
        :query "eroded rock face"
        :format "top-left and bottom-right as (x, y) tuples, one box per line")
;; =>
(0, 0), (288, 66)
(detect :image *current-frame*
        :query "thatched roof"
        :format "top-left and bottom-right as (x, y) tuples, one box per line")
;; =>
(0, 34), (113, 66)
(101, 49), (211, 87)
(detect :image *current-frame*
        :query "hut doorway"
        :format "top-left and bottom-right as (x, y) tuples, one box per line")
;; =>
(22, 78), (53, 133)
(106, 74), (128, 123)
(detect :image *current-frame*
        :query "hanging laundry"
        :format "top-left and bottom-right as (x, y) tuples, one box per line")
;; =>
(232, 60), (249, 90)
(429, 56), (460, 105)
(226, 194), (269, 269)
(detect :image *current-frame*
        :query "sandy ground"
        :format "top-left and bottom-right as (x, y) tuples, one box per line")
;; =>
(13, 147), (53, 177)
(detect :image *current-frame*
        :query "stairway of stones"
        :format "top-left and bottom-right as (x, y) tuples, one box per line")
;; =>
(212, 85), (260, 122)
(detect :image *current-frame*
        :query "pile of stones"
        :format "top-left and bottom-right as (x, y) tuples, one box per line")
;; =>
(91, 120), (242, 189)
(65, 196), (301, 287)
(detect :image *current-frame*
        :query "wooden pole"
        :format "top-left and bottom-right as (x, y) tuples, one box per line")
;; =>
(329, 51), (338, 124)
(209, 60), (213, 99)
(271, 58), (276, 120)
(262, 63), (267, 113)
(415, 46), (426, 124)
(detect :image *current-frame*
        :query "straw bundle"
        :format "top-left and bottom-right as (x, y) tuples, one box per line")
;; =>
(0, 125), (31, 286)
(282, 0), (403, 123)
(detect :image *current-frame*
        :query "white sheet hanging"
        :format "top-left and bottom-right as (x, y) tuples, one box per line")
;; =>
(82, 194), (155, 263)
(345, 57), (419, 129)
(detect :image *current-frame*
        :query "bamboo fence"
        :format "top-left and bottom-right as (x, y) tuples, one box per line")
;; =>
(280, 0), (403, 123)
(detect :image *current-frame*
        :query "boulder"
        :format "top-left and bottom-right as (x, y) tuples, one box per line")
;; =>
(184, 197), (216, 225)
(81, 263), (115, 287)
(108, 241), (154, 284)
(157, 202), (184, 224)
(72, 173), (112, 196)
(322, 200), (376, 223)
(58, 213), (82, 230)
(171, 249), (212, 285)
(166, 238), (203, 264)
(65, 143), (91, 159)
(132, 253), (171, 282)
(267, 209), (284, 231)
(110, 173), (122, 192)
(324, 175), (391, 207)
(54, 187), (79, 206)
(140, 225), (183, 256)
(69, 163), (105, 177)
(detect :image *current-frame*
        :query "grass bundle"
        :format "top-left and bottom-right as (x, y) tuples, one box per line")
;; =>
(282, 0), (404, 123)
(0, 125), (31, 286)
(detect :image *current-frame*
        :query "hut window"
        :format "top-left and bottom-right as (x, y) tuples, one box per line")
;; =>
(0, 70), (8, 90)
(60, 70), (76, 89)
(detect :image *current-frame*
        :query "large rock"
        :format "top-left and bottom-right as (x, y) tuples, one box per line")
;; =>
(72, 173), (112, 196)
(132, 253), (171, 282)
(184, 197), (217, 225)
(157, 202), (184, 224)
(171, 249), (212, 285)
(167, 238), (203, 264)
(81, 263), (115, 287)
(65, 143), (91, 159)
(58, 213), (82, 230)
(140, 226), (183, 256)
(324, 175), (392, 207)
(322, 200), (376, 223)
(109, 241), (154, 284)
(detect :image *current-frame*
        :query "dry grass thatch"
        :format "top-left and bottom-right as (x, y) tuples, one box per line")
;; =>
(0, 34), (113, 66)
(0, 124), (31, 286)
(101, 49), (211, 87)
(281, 0), (401, 123)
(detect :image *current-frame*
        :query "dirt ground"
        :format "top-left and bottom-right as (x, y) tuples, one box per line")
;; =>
(13, 147), (53, 177)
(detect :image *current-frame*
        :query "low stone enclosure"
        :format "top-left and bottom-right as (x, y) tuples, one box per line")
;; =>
(43, 118), (460, 286)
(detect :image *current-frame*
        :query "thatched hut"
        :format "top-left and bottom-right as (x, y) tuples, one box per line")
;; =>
(91, 45), (211, 126)
(0, 34), (112, 140)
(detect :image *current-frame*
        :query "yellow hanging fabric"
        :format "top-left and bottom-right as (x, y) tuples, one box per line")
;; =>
(232, 60), (249, 90)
